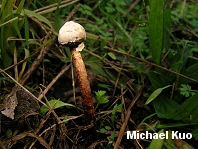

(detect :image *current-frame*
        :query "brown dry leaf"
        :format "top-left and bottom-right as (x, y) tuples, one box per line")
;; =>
(1, 93), (18, 119)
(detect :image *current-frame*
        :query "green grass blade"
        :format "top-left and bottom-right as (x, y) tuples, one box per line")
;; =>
(0, 0), (15, 67)
(23, 9), (54, 31)
(99, 6), (133, 44)
(149, 0), (165, 64)
(15, 0), (25, 15)
(54, 0), (62, 32)
(24, 15), (29, 49)
(0, 0), (14, 22)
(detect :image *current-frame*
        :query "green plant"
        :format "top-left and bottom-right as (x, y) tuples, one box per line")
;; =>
(99, 125), (112, 133)
(40, 99), (75, 115)
(149, 0), (165, 65)
(95, 90), (109, 109)
(145, 85), (172, 105)
(179, 84), (197, 97)
(1, 0), (198, 148)
(0, 0), (25, 67)
(98, 103), (123, 148)
(148, 129), (164, 149)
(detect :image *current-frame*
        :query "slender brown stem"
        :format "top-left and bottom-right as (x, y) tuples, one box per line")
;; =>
(114, 84), (146, 149)
(70, 48), (96, 124)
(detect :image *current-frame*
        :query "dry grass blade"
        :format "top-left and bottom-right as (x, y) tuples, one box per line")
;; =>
(1, 131), (50, 149)
(37, 64), (71, 101)
(28, 133), (51, 149)
(114, 84), (146, 149)
(35, 0), (80, 15)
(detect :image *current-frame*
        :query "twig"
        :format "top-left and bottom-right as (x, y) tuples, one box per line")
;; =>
(105, 46), (198, 83)
(35, 0), (79, 15)
(30, 91), (68, 149)
(114, 84), (146, 149)
(66, 3), (81, 22)
(0, 68), (46, 106)
(127, 0), (141, 12)
(113, 47), (133, 96)
(37, 64), (71, 101)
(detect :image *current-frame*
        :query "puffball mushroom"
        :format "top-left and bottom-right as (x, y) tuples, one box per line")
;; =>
(58, 21), (96, 124)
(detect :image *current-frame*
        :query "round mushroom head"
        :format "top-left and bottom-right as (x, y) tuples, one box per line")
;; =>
(58, 21), (86, 51)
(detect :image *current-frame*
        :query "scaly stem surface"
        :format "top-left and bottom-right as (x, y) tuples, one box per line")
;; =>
(70, 48), (96, 124)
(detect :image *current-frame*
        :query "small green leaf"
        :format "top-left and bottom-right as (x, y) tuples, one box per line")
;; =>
(95, 90), (109, 104)
(99, 128), (107, 133)
(113, 103), (123, 113)
(63, 116), (68, 124)
(6, 129), (12, 138)
(99, 97), (109, 104)
(105, 126), (112, 130)
(145, 85), (172, 105)
(179, 84), (192, 97)
(43, 59), (51, 63)
(107, 52), (116, 60)
(111, 104), (123, 128)
(107, 130), (115, 148)
(40, 99), (75, 115)
(95, 90), (106, 98)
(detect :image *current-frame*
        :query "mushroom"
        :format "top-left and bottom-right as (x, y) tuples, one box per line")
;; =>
(58, 21), (95, 124)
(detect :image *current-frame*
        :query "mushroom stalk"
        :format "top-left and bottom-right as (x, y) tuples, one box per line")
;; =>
(70, 47), (95, 124)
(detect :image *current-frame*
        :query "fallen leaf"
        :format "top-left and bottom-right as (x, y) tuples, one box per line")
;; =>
(1, 93), (18, 119)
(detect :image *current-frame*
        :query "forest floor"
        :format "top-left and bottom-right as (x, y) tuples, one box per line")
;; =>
(0, 0), (198, 149)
